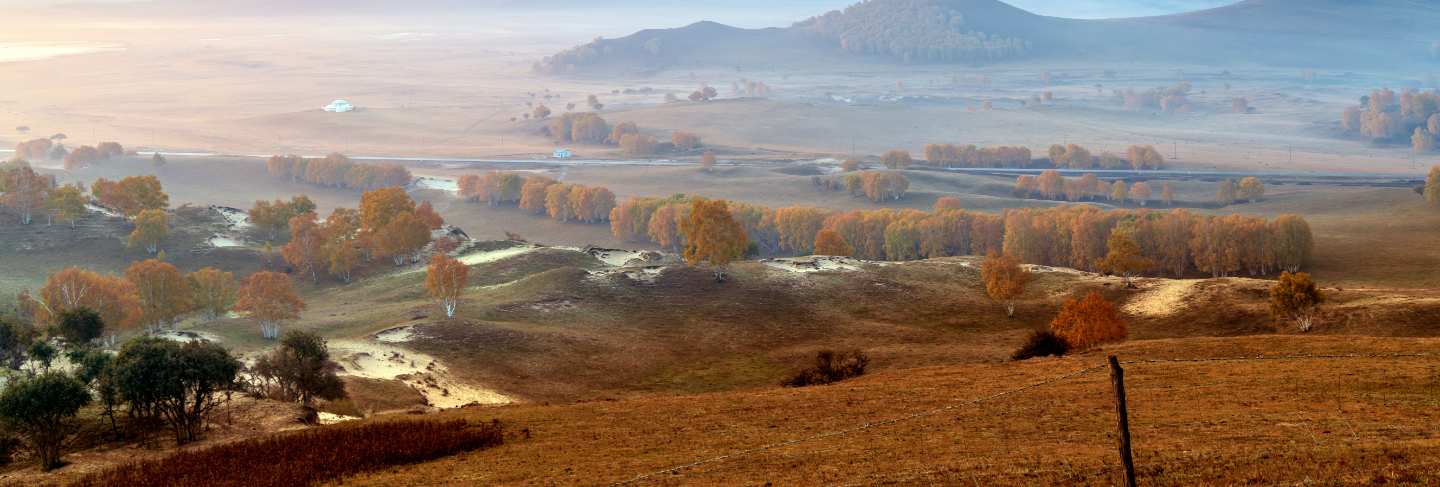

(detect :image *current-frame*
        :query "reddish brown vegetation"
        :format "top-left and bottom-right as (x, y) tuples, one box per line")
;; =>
(72, 419), (504, 487)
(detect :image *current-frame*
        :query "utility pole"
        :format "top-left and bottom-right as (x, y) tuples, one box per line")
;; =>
(1109, 355), (1138, 487)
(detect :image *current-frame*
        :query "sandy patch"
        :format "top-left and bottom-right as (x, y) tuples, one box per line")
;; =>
(1123, 279), (1202, 317)
(317, 412), (360, 425)
(374, 325), (418, 343)
(329, 339), (511, 409)
(762, 256), (862, 273)
(208, 236), (245, 248)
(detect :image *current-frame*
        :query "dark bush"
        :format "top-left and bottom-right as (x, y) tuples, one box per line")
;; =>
(72, 418), (504, 487)
(1011, 330), (1070, 360)
(784, 350), (869, 387)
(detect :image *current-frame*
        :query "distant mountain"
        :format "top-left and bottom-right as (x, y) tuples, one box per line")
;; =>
(536, 0), (1440, 74)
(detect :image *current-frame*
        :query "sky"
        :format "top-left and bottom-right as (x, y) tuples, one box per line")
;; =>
(0, 0), (1241, 21)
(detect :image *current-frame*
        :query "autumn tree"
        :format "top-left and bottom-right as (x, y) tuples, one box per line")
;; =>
(619, 133), (658, 157)
(519, 176), (556, 214)
(1110, 180), (1127, 203)
(1049, 291), (1126, 351)
(700, 151), (717, 172)
(1238, 177), (1265, 202)
(128, 209), (168, 254)
(1216, 179), (1238, 206)
(1414, 128), (1436, 153)
(812, 229), (852, 256)
(1100, 228), (1154, 287)
(1125, 145), (1165, 170)
(234, 272), (304, 339)
(933, 196), (963, 212)
(281, 212), (325, 281)
(187, 268), (238, 321)
(1, 160), (53, 225)
(1128, 181), (1152, 206)
(981, 253), (1030, 316)
(125, 259), (193, 332)
(1161, 182), (1175, 206)
(679, 198), (748, 281)
(91, 175), (167, 217)
(1270, 271), (1323, 332)
(881, 149), (912, 169)
(672, 131), (702, 151)
(45, 184), (86, 227)
(1270, 214), (1313, 272)
(426, 254), (469, 318)
(36, 267), (140, 342)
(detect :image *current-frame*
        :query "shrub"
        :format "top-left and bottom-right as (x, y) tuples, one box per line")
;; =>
(1011, 330), (1069, 360)
(784, 350), (869, 387)
(72, 419), (504, 487)
(1049, 291), (1126, 352)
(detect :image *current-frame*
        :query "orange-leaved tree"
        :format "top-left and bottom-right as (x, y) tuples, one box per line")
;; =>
(36, 267), (141, 342)
(425, 254), (469, 317)
(1270, 271), (1323, 332)
(679, 198), (748, 282)
(812, 229), (853, 257)
(1049, 291), (1126, 351)
(125, 259), (193, 332)
(188, 267), (238, 321)
(281, 212), (324, 281)
(235, 272), (305, 340)
(981, 252), (1030, 317)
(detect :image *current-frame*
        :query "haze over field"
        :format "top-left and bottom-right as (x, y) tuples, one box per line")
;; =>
(2, 0), (1440, 485)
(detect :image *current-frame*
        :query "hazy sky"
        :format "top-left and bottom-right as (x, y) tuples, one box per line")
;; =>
(0, 0), (1240, 20)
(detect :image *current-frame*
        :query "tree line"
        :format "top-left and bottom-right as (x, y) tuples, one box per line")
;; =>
(1010, 172), (1264, 207)
(542, 113), (704, 157)
(13, 137), (124, 171)
(265, 153), (412, 191)
(458, 171), (617, 224)
(610, 194), (1311, 277)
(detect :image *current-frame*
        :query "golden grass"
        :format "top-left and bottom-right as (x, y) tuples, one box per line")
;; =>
(338, 335), (1440, 486)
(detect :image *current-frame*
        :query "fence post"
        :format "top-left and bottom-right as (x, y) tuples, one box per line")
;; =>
(1109, 355), (1138, 487)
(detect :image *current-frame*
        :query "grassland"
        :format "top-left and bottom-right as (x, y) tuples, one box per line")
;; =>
(337, 335), (1440, 485)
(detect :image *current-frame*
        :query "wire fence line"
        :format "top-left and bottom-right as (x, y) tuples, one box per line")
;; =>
(608, 351), (1440, 486)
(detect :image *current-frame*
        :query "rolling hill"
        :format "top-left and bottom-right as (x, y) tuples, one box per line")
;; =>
(535, 0), (1440, 73)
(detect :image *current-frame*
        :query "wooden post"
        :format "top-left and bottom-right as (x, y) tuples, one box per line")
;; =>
(1109, 355), (1137, 487)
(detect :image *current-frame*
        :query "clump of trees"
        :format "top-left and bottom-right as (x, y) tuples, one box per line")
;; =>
(234, 271), (305, 339)
(1116, 83), (1192, 113)
(814, 171), (910, 203)
(91, 175), (168, 217)
(796, 1), (1029, 63)
(1341, 88), (1440, 148)
(265, 153), (412, 191)
(0, 159), (57, 225)
(459, 171), (616, 225)
(679, 198), (748, 281)
(920, 144), (1033, 168)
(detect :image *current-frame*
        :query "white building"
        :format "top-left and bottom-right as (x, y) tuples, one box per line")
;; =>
(552, 148), (573, 159)
(324, 99), (355, 113)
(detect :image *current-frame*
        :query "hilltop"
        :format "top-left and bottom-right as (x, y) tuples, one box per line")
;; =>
(536, 0), (1440, 73)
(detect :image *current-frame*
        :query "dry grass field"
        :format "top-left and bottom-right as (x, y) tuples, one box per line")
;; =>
(339, 335), (1440, 486)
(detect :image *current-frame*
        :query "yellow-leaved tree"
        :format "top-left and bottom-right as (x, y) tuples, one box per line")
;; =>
(981, 252), (1030, 317)
(426, 254), (470, 317)
(235, 272), (305, 340)
(679, 198), (748, 282)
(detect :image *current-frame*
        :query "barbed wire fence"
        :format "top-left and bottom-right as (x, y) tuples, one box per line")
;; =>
(609, 352), (1439, 486)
